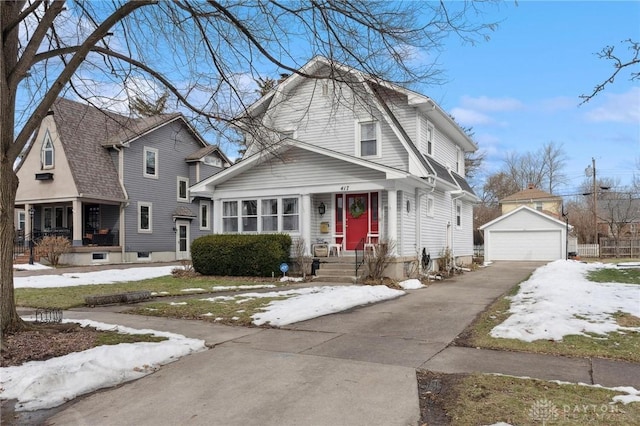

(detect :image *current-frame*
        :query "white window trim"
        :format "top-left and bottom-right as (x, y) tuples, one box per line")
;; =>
(177, 176), (189, 202)
(455, 201), (462, 229)
(426, 122), (434, 157)
(222, 200), (239, 233)
(222, 197), (301, 234)
(18, 211), (26, 230)
(43, 207), (52, 230)
(138, 202), (153, 233)
(143, 147), (159, 179)
(426, 195), (435, 218)
(91, 252), (109, 263)
(355, 120), (381, 158)
(41, 131), (54, 169)
(456, 147), (463, 174)
(200, 200), (211, 230)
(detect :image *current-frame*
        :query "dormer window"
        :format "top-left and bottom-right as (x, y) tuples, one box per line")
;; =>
(357, 121), (379, 157)
(41, 132), (54, 169)
(203, 155), (221, 167)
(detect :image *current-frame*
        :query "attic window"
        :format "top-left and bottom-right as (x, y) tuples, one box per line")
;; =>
(41, 132), (54, 169)
(203, 155), (221, 167)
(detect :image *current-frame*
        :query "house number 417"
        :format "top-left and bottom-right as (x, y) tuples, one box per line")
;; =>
(340, 186), (350, 191)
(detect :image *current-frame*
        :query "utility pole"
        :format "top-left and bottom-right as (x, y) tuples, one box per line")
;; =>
(592, 157), (597, 247)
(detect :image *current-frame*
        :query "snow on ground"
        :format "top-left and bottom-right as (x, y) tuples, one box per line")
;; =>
(491, 260), (640, 342)
(398, 278), (424, 290)
(238, 285), (404, 326)
(0, 320), (205, 411)
(13, 266), (176, 288)
(13, 262), (52, 270)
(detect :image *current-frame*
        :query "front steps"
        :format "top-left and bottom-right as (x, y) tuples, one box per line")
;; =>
(312, 256), (363, 283)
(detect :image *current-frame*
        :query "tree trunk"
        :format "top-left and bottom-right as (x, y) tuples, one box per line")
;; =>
(0, 159), (26, 335)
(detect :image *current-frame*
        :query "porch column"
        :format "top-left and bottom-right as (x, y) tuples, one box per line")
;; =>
(72, 200), (82, 246)
(387, 189), (398, 254)
(24, 203), (32, 242)
(212, 198), (222, 234)
(301, 194), (312, 255)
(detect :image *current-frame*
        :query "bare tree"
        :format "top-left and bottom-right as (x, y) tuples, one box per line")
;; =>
(500, 142), (567, 194)
(599, 188), (640, 253)
(580, 39), (640, 104)
(1, 0), (499, 335)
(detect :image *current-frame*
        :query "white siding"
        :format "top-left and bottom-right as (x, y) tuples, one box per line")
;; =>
(268, 78), (409, 171)
(216, 147), (385, 193)
(399, 190), (416, 256)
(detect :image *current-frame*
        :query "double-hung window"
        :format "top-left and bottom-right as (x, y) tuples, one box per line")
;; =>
(426, 195), (435, 217)
(242, 200), (258, 232)
(143, 147), (158, 178)
(177, 177), (189, 202)
(200, 201), (210, 230)
(359, 121), (378, 157)
(138, 202), (152, 233)
(426, 123), (434, 156)
(261, 199), (278, 231)
(223, 201), (239, 232)
(456, 201), (462, 228)
(42, 132), (54, 169)
(282, 198), (299, 231)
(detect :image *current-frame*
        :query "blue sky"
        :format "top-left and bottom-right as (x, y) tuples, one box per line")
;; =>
(419, 1), (640, 195)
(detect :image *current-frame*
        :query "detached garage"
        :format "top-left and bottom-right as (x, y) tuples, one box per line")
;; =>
(479, 206), (569, 261)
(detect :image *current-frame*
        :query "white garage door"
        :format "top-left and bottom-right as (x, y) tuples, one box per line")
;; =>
(489, 230), (562, 261)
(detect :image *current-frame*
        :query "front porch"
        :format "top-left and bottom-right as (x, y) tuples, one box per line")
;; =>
(15, 201), (121, 248)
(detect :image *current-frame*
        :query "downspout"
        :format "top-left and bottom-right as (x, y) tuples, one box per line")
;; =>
(113, 146), (129, 262)
(449, 190), (465, 268)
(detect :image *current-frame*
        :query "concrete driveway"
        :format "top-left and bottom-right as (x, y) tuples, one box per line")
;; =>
(48, 261), (544, 425)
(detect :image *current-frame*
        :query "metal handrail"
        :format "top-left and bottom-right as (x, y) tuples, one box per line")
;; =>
(354, 237), (366, 283)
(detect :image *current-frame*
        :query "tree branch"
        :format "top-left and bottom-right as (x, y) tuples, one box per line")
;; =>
(11, 0), (157, 158)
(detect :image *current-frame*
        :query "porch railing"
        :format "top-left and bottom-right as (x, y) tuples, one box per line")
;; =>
(354, 237), (366, 283)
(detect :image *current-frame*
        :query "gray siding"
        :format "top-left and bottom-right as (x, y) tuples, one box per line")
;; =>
(122, 121), (206, 253)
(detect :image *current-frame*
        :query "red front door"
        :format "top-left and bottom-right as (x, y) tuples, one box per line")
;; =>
(345, 193), (369, 250)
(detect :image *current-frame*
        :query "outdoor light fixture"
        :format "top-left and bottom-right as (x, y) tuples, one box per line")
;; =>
(318, 202), (326, 216)
(29, 207), (35, 265)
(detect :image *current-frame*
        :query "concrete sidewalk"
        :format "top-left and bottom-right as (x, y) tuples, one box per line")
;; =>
(41, 261), (640, 425)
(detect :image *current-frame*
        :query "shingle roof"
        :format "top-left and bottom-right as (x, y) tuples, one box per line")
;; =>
(172, 206), (196, 218)
(51, 98), (128, 201)
(184, 145), (232, 166)
(501, 186), (561, 203)
(102, 113), (182, 147)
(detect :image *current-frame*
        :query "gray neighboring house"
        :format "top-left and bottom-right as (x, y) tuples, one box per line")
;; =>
(14, 97), (230, 265)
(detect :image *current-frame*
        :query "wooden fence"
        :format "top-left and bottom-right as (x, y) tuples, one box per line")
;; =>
(598, 238), (640, 258)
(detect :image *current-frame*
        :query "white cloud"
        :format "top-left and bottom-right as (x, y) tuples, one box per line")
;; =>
(460, 95), (524, 112)
(584, 87), (640, 123)
(450, 107), (495, 126)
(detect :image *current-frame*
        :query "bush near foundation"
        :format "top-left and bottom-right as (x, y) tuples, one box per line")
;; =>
(36, 236), (71, 267)
(191, 234), (291, 276)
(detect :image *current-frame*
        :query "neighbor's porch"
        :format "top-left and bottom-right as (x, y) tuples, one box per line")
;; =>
(15, 200), (121, 248)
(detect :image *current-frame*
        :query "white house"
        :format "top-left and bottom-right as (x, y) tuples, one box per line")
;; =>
(191, 57), (478, 278)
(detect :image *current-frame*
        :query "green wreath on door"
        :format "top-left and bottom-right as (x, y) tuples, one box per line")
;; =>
(349, 198), (366, 218)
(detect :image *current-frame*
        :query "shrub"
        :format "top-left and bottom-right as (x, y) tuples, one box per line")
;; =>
(364, 239), (396, 281)
(292, 238), (313, 279)
(191, 234), (291, 276)
(36, 236), (71, 267)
